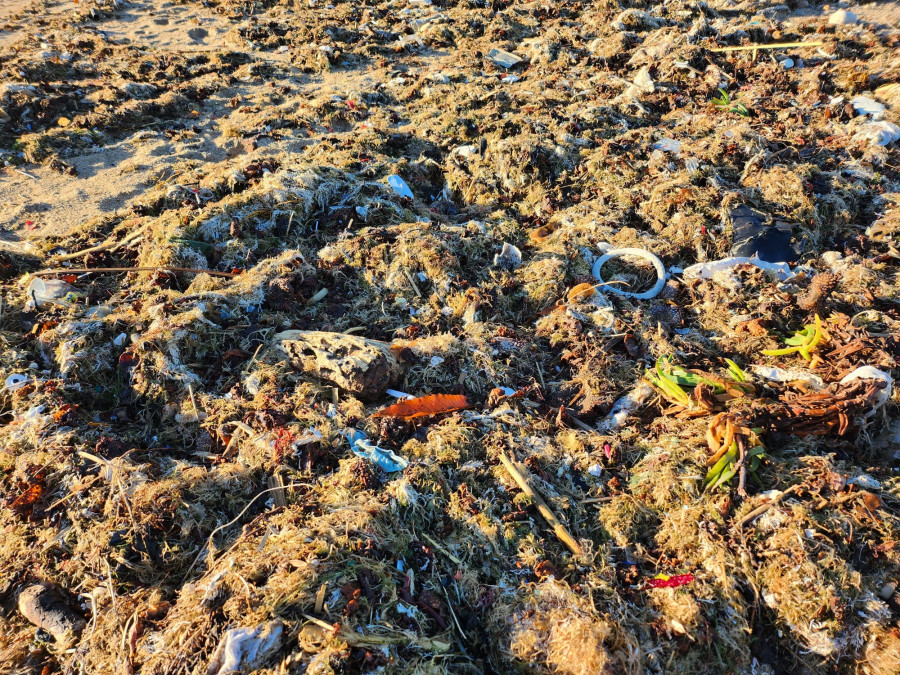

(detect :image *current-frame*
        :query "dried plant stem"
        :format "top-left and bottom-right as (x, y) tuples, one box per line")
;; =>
(708, 41), (825, 53)
(499, 453), (584, 556)
(54, 224), (149, 261)
(31, 266), (238, 278)
(736, 484), (802, 528)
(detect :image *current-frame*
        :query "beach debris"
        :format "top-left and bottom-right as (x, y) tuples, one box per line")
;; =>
(828, 9), (858, 25)
(853, 120), (900, 147)
(839, 366), (892, 414)
(566, 282), (598, 304)
(748, 377), (888, 437)
(591, 247), (666, 300)
(796, 272), (838, 315)
(848, 474), (881, 491)
(2, 0), (900, 672)
(645, 356), (753, 412)
(498, 453), (583, 556)
(645, 573), (694, 589)
(491, 579), (613, 673)
(275, 330), (403, 400)
(372, 393), (470, 420)
(729, 204), (800, 263)
(18, 583), (86, 648)
(347, 430), (409, 472)
(25, 277), (81, 308)
(487, 48), (522, 68)
(750, 365), (824, 391)
(387, 174), (414, 199)
(852, 96), (886, 119)
(599, 382), (655, 432)
(4, 373), (28, 391)
(207, 621), (283, 675)
(493, 242), (522, 270)
(652, 138), (681, 154)
(682, 257), (792, 282)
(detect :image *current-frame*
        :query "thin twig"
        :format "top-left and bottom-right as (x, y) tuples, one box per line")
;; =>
(30, 266), (238, 278)
(735, 435), (748, 498)
(498, 453), (584, 556)
(735, 484), (802, 528)
(708, 41), (825, 53)
(186, 482), (305, 577)
(53, 224), (149, 262)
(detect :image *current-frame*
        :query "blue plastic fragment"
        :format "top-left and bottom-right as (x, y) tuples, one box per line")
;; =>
(347, 430), (409, 472)
(387, 174), (414, 200)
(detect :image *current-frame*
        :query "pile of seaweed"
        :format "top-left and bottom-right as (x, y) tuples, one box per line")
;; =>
(2, 0), (900, 674)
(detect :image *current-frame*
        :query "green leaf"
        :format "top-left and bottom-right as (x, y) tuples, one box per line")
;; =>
(724, 358), (746, 383)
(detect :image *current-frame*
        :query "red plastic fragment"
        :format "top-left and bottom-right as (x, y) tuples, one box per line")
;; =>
(646, 573), (694, 589)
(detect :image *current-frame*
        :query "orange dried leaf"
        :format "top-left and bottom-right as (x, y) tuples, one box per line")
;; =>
(372, 394), (470, 420)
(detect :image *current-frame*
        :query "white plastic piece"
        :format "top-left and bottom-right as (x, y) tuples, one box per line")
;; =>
(682, 256), (792, 281)
(487, 48), (522, 68)
(652, 138), (682, 153)
(632, 66), (655, 94)
(453, 144), (478, 157)
(750, 365), (824, 391)
(592, 247), (666, 300)
(493, 242), (522, 269)
(387, 174), (414, 199)
(5, 374), (28, 391)
(207, 621), (283, 675)
(26, 277), (79, 308)
(853, 120), (900, 147)
(840, 365), (893, 416)
(848, 475), (881, 491)
(598, 381), (655, 432)
(828, 9), (858, 25)
(852, 96), (886, 119)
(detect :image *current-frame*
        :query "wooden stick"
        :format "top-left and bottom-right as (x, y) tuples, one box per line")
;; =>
(30, 266), (238, 278)
(708, 41), (825, 53)
(499, 453), (584, 556)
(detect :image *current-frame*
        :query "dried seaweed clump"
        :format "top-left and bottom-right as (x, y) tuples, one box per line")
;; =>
(490, 579), (616, 675)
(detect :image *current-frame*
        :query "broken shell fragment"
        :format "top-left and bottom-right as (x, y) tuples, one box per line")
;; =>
(18, 583), (86, 648)
(592, 247), (666, 300)
(275, 330), (403, 400)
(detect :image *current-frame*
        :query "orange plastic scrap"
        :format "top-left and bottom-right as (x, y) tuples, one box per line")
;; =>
(372, 394), (470, 420)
